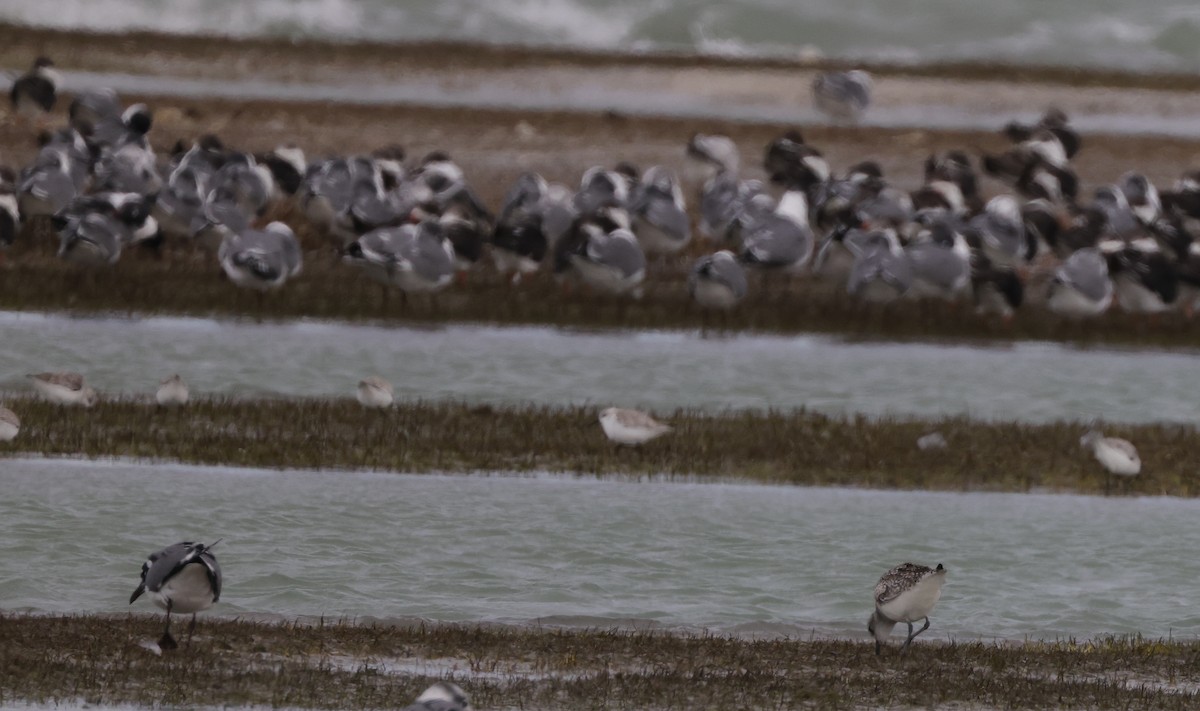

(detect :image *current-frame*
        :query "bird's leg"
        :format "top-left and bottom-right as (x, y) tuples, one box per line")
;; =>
(900, 621), (914, 653)
(187, 613), (197, 648)
(902, 617), (932, 653)
(874, 639), (883, 656)
(158, 600), (178, 651)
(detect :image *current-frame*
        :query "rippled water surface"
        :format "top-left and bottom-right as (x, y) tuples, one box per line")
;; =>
(0, 312), (1196, 424)
(4, 459), (1200, 640)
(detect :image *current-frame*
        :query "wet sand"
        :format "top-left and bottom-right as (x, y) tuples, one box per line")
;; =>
(3, 614), (1199, 710)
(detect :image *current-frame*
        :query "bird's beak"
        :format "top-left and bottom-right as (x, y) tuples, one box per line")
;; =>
(129, 584), (145, 605)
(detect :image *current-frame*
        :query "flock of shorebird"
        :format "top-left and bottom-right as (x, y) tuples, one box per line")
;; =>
(4, 57), (1200, 323)
(0, 57), (1158, 686)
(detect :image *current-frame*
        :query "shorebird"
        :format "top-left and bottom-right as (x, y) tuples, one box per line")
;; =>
(599, 407), (672, 445)
(342, 220), (457, 303)
(868, 562), (947, 655)
(847, 229), (912, 303)
(9, 56), (61, 121)
(218, 222), (304, 293)
(812, 70), (872, 122)
(905, 216), (971, 302)
(689, 250), (748, 310)
(737, 189), (814, 274)
(402, 682), (472, 711)
(129, 540), (222, 651)
(357, 376), (394, 408)
(1080, 429), (1141, 494)
(969, 194), (1026, 268)
(27, 372), (97, 407)
(1047, 247), (1113, 318)
(156, 374), (189, 407)
(0, 406), (19, 442)
(630, 165), (690, 255)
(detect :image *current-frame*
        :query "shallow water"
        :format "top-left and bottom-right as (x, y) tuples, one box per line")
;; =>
(0, 312), (1195, 424)
(5, 0), (1200, 73)
(16, 70), (1200, 139)
(3, 458), (1200, 641)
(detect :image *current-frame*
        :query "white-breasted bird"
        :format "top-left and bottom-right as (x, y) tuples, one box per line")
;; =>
(1080, 429), (1141, 494)
(27, 372), (97, 407)
(402, 682), (472, 711)
(599, 407), (672, 445)
(689, 250), (748, 310)
(156, 374), (189, 407)
(357, 376), (394, 408)
(868, 562), (947, 655)
(129, 540), (223, 651)
(0, 405), (19, 442)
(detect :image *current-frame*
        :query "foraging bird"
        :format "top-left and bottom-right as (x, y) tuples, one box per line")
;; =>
(10, 56), (61, 119)
(1080, 430), (1140, 495)
(156, 374), (189, 407)
(812, 70), (872, 122)
(402, 682), (472, 711)
(689, 250), (748, 310)
(868, 562), (947, 655)
(599, 407), (672, 445)
(27, 372), (97, 407)
(0, 405), (19, 442)
(129, 541), (222, 651)
(357, 376), (394, 408)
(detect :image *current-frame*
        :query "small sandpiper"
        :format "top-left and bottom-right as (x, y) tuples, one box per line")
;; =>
(0, 405), (19, 442)
(129, 540), (223, 651)
(156, 374), (189, 407)
(1080, 429), (1140, 494)
(27, 371), (97, 407)
(599, 407), (672, 445)
(868, 562), (947, 655)
(356, 376), (394, 408)
(402, 681), (472, 711)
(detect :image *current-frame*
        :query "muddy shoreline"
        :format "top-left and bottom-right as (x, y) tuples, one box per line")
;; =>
(2, 614), (1198, 710)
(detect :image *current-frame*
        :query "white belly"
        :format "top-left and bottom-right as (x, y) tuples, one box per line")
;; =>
(156, 382), (190, 407)
(1095, 441), (1141, 477)
(634, 219), (690, 255)
(491, 249), (540, 276)
(878, 573), (945, 623)
(692, 280), (740, 310)
(0, 421), (18, 442)
(32, 379), (88, 406)
(599, 416), (667, 445)
(1048, 284), (1111, 318)
(357, 383), (394, 408)
(572, 257), (644, 295)
(151, 563), (216, 614)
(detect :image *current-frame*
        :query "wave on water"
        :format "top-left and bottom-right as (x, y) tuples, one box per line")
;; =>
(4, 0), (1200, 71)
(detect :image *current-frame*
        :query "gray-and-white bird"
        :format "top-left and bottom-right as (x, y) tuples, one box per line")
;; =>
(56, 211), (125, 267)
(868, 562), (947, 655)
(689, 250), (748, 310)
(557, 209), (647, 296)
(129, 540), (222, 651)
(847, 229), (912, 303)
(343, 221), (457, 300)
(1081, 429), (1140, 495)
(969, 194), (1026, 267)
(218, 222), (303, 293)
(904, 217), (971, 300)
(402, 682), (472, 711)
(27, 371), (97, 407)
(156, 374), (189, 407)
(599, 407), (672, 445)
(0, 405), (19, 442)
(738, 190), (814, 273)
(812, 70), (872, 122)
(1047, 247), (1113, 318)
(357, 375), (394, 408)
(630, 165), (690, 255)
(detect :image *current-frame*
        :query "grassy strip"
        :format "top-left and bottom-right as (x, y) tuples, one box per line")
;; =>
(2, 615), (1200, 709)
(3, 217), (1199, 348)
(1, 395), (1197, 497)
